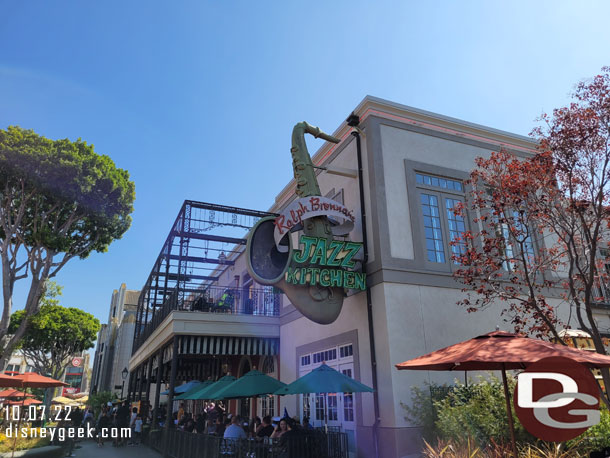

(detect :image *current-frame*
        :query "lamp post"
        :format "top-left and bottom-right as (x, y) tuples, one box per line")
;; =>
(121, 367), (128, 400)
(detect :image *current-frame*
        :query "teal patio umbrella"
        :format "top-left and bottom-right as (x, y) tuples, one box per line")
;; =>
(175, 379), (215, 400)
(212, 370), (287, 399)
(192, 375), (237, 400)
(161, 379), (202, 396)
(274, 364), (373, 395)
(273, 363), (373, 430)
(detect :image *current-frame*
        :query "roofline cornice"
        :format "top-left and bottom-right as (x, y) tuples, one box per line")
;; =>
(271, 96), (539, 211)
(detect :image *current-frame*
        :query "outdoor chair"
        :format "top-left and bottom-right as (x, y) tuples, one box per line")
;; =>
(219, 438), (238, 456)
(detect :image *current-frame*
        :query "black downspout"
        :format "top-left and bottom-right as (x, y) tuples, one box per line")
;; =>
(348, 113), (380, 458)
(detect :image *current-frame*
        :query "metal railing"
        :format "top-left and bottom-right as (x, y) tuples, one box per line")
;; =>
(134, 285), (281, 350)
(145, 428), (348, 458)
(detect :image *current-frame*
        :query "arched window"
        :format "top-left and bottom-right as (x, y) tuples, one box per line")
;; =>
(262, 356), (274, 375)
(260, 356), (276, 417)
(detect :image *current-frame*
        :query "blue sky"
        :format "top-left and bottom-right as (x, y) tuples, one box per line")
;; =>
(1, 1), (610, 335)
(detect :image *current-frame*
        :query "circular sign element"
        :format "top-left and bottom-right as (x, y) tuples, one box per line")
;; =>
(71, 357), (83, 368)
(514, 356), (600, 442)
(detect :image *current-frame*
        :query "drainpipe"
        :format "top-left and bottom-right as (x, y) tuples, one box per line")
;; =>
(347, 113), (380, 458)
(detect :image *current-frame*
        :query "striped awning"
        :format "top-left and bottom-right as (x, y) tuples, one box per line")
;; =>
(178, 336), (279, 356)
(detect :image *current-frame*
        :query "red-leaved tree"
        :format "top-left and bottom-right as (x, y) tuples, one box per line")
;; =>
(454, 67), (610, 402)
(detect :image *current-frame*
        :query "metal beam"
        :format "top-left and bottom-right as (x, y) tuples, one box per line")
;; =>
(152, 272), (220, 282)
(170, 231), (247, 245)
(166, 254), (235, 265)
(184, 200), (276, 219)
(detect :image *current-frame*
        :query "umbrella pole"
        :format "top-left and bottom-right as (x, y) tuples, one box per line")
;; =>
(11, 386), (26, 458)
(324, 393), (328, 433)
(501, 365), (518, 458)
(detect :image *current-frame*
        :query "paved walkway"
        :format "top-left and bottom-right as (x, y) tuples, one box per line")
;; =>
(73, 440), (162, 458)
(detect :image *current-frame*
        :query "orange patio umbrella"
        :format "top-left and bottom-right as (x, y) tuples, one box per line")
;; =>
(0, 390), (35, 398)
(395, 331), (610, 458)
(0, 374), (20, 388)
(8, 373), (66, 458)
(6, 398), (42, 406)
(13, 372), (68, 389)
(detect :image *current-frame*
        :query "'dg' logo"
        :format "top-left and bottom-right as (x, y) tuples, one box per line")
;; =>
(514, 356), (600, 441)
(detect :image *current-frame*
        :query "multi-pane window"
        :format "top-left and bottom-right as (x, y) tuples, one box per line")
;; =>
(300, 343), (355, 428)
(261, 395), (275, 417)
(4, 364), (19, 375)
(416, 171), (467, 265)
(312, 349), (337, 364)
(65, 374), (82, 388)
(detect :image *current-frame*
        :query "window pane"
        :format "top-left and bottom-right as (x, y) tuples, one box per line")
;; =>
(446, 198), (466, 262)
(421, 193), (445, 263)
(343, 393), (354, 422)
(327, 394), (338, 421)
(315, 394), (325, 421)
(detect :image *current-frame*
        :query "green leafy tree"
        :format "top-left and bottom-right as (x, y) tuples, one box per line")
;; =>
(9, 286), (100, 380)
(0, 126), (135, 366)
(88, 391), (114, 416)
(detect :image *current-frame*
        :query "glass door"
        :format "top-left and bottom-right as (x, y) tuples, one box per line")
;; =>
(339, 363), (357, 457)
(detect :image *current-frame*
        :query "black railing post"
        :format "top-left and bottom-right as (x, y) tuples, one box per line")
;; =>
(163, 338), (179, 458)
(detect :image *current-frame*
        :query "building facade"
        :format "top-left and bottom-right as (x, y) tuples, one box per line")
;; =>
(128, 97), (610, 458)
(91, 283), (139, 396)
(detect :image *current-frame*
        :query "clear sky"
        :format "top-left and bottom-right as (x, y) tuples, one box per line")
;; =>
(1, 1), (610, 336)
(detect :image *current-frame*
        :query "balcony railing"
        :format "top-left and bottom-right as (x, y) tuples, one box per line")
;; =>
(145, 428), (348, 458)
(133, 285), (281, 351)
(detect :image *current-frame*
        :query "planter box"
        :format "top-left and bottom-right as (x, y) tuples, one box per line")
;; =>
(0, 445), (63, 458)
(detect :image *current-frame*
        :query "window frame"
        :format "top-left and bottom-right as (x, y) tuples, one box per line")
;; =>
(407, 161), (470, 273)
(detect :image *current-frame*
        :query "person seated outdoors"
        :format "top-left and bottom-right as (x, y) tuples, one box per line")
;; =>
(216, 416), (226, 437)
(195, 413), (206, 433)
(224, 415), (247, 440)
(204, 418), (217, 435)
(301, 416), (313, 430)
(270, 418), (291, 439)
(184, 417), (195, 433)
(249, 416), (261, 437)
(256, 416), (274, 438)
(177, 403), (186, 423)
(216, 289), (234, 313)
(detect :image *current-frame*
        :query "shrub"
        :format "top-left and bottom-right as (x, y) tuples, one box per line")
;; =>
(571, 405), (610, 452)
(402, 382), (454, 442)
(402, 375), (535, 447)
(0, 428), (50, 452)
(434, 375), (534, 445)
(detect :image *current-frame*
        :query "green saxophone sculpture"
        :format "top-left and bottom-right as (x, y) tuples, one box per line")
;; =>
(246, 122), (346, 324)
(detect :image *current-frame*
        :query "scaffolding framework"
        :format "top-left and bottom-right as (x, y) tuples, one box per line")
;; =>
(132, 200), (276, 353)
